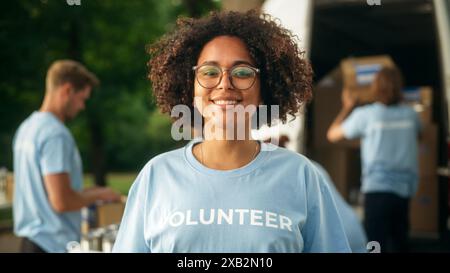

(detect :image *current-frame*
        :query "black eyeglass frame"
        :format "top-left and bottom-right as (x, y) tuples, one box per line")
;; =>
(192, 64), (260, 90)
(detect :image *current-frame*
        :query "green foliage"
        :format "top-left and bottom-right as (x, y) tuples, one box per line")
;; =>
(0, 0), (219, 173)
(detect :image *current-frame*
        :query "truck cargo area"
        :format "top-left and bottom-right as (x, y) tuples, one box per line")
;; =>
(307, 0), (449, 250)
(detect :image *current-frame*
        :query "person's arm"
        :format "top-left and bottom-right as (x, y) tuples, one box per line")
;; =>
(327, 89), (356, 143)
(112, 167), (150, 252)
(44, 173), (120, 213)
(301, 164), (351, 253)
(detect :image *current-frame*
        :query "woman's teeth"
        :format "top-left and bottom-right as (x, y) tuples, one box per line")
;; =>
(213, 100), (238, 105)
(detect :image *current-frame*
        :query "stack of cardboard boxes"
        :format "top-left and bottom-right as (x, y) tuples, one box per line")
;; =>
(311, 55), (438, 234)
(406, 87), (439, 234)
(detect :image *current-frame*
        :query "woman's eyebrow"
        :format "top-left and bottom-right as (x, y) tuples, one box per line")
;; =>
(232, 60), (254, 66)
(199, 60), (255, 67)
(200, 61), (219, 66)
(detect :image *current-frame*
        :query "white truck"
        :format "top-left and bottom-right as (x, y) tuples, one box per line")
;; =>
(260, 0), (450, 247)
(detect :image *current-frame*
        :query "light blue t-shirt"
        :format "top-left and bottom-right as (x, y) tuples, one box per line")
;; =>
(13, 111), (83, 252)
(342, 103), (421, 198)
(113, 139), (351, 253)
(312, 162), (368, 253)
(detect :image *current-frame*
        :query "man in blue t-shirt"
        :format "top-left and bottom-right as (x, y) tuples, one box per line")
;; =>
(13, 60), (121, 253)
(327, 67), (421, 252)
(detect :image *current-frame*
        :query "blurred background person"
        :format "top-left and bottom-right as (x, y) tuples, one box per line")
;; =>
(327, 67), (422, 252)
(13, 60), (121, 253)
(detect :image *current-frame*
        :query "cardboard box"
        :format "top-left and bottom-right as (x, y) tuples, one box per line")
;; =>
(403, 86), (433, 124)
(415, 105), (432, 125)
(96, 201), (126, 228)
(313, 68), (343, 148)
(340, 55), (396, 104)
(410, 175), (438, 233)
(311, 65), (365, 201)
(418, 124), (437, 177)
(82, 199), (127, 233)
(403, 86), (433, 106)
(411, 124), (438, 234)
(407, 123), (438, 234)
(6, 174), (14, 204)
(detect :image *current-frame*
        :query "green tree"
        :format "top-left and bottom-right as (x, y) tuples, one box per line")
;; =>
(0, 0), (220, 185)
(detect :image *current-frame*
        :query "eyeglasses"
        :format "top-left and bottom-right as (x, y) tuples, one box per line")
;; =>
(192, 64), (260, 90)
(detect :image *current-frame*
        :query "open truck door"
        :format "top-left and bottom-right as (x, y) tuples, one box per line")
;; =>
(434, 0), (450, 244)
(254, 0), (313, 153)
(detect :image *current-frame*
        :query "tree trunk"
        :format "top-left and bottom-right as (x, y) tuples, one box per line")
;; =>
(69, 19), (107, 186)
(87, 114), (107, 186)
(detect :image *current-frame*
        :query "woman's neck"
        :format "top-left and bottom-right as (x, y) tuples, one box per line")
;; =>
(193, 139), (259, 170)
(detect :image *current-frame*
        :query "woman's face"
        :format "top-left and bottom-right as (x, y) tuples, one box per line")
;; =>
(194, 35), (261, 137)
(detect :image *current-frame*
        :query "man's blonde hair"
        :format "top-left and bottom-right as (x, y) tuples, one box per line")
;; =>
(46, 60), (99, 93)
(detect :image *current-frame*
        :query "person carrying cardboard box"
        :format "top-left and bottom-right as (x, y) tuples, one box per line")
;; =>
(327, 67), (422, 253)
(12, 60), (121, 253)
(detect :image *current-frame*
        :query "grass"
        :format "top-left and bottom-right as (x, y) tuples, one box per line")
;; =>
(83, 172), (137, 196)
(0, 207), (12, 224)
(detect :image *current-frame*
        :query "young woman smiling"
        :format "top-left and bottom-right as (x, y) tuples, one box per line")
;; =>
(113, 10), (351, 253)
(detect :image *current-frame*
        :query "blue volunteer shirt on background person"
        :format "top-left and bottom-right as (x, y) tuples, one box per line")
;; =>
(341, 103), (422, 198)
(13, 111), (83, 252)
(312, 161), (368, 253)
(113, 139), (351, 253)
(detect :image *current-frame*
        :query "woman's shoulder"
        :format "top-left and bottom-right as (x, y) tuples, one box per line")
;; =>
(263, 144), (332, 193)
(129, 146), (186, 190)
(262, 142), (317, 171)
(140, 145), (186, 172)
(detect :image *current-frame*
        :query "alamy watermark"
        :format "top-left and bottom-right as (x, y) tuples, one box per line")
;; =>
(367, 241), (381, 253)
(170, 99), (281, 150)
(66, 0), (81, 6)
(366, 0), (381, 6)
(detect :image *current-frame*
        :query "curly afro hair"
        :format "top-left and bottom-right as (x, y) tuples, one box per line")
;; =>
(147, 9), (313, 125)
